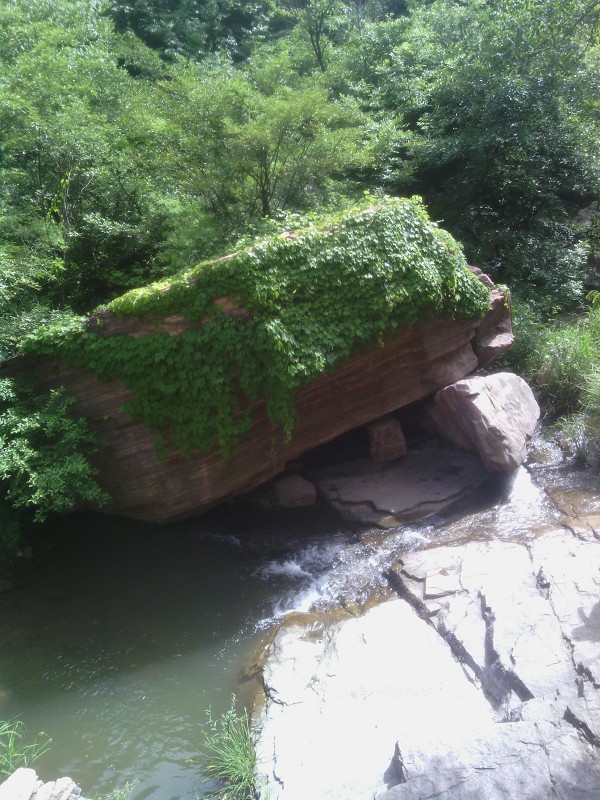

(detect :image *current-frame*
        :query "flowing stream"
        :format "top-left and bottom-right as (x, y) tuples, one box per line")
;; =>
(0, 433), (591, 800)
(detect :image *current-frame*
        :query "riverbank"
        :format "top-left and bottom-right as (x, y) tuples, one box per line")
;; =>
(0, 430), (594, 799)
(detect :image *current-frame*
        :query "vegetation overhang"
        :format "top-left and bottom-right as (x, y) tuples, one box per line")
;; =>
(22, 196), (491, 457)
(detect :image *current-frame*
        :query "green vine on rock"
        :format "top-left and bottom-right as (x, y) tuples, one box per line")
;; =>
(23, 196), (490, 457)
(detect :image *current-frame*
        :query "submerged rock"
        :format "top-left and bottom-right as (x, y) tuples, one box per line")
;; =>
(254, 527), (600, 799)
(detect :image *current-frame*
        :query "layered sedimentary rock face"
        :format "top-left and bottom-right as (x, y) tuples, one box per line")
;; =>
(2, 200), (513, 523)
(5, 296), (509, 523)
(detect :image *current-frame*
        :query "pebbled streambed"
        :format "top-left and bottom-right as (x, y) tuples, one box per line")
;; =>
(0, 432), (590, 799)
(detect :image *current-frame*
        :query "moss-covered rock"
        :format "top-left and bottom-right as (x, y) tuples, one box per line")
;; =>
(23, 196), (490, 456)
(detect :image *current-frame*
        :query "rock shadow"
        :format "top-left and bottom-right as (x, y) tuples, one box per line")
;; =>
(378, 748), (600, 799)
(573, 601), (600, 642)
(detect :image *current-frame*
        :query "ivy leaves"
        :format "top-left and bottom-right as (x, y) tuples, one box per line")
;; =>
(24, 196), (490, 456)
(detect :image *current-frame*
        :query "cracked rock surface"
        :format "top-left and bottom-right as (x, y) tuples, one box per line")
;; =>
(255, 527), (600, 799)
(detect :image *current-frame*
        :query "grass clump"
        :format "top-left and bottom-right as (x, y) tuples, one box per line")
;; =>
(501, 300), (600, 465)
(502, 302), (600, 418)
(95, 780), (137, 800)
(202, 695), (258, 800)
(0, 719), (51, 780)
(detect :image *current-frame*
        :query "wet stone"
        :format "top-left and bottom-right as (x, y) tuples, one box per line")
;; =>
(273, 475), (317, 508)
(0, 769), (85, 800)
(255, 529), (600, 800)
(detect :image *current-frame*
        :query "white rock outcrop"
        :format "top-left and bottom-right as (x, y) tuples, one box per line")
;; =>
(0, 769), (84, 800)
(255, 527), (600, 800)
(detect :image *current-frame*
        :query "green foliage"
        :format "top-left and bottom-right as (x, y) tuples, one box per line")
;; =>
(0, 378), (108, 552)
(346, 0), (600, 310)
(202, 696), (258, 800)
(552, 411), (599, 466)
(0, 250), (76, 360)
(2, 0), (600, 519)
(0, 0), (179, 311)
(108, 0), (289, 62)
(0, 719), (51, 780)
(550, 363), (600, 467)
(23, 197), (489, 457)
(501, 300), (600, 464)
(164, 52), (368, 225)
(282, 0), (347, 70)
(501, 302), (600, 418)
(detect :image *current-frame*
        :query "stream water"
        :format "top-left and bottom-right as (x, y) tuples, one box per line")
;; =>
(0, 433), (591, 800)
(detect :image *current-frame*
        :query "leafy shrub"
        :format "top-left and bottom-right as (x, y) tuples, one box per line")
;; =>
(565, 368), (600, 466)
(491, 225), (589, 317)
(552, 412), (600, 467)
(0, 379), (108, 553)
(501, 302), (600, 418)
(351, 0), (600, 313)
(503, 301), (600, 464)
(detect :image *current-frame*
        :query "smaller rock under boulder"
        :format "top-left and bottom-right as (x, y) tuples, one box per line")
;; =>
(274, 475), (317, 508)
(367, 415), (407, 464)
(468, 269), (514, 368)
(425, 372), (539, 471)
(314, 439), (488, 528)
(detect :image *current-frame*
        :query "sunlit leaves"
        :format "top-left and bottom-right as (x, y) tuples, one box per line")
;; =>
(0, 378), (108, 528)
(24, 197), (490, 457)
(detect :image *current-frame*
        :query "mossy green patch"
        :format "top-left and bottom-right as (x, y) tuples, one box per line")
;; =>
(24, 196), (490, 456)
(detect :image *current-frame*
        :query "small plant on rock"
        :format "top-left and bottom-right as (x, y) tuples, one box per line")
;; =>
(202, 695), (259, 800)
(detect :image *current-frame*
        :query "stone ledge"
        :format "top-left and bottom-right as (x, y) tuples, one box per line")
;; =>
(0, 769), (86, 800)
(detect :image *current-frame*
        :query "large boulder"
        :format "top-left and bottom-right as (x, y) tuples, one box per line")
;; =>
(425, 372), (540, 471)
(2, 200), (514, 523)
(5, 315), (497, 523)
